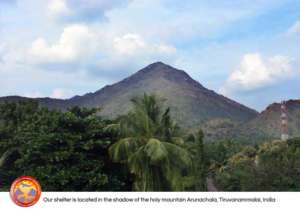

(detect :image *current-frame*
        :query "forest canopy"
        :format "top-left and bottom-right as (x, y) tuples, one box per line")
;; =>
(0, 95), (299, 191)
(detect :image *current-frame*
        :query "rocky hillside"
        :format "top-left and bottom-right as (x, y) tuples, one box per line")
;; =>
(66, 62), (259, 128)
(238, 100), (300, 143)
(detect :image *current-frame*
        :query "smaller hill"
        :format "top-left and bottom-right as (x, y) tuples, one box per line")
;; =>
(238, 100), (300, 143)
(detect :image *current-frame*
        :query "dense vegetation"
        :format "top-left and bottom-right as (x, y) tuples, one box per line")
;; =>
(0, 94), (299, 191)
(0, 101), (132, 191)
(212, 138), (300, 191)
(0, 95), (206, 191)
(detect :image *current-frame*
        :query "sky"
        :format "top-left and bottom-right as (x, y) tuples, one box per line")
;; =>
(0, 0), (300, 111)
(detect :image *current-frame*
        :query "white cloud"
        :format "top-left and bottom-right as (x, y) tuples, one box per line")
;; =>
(287, 20), (300, 35)
(48, 0), (71, 18)
(113, 33), (176, 56)
(27, 24), (177, 75)
(113, 34), (146, 55)
(51, 88), (73, 99)
(220, 53), (295, 95)
(29, 24), (95, 63)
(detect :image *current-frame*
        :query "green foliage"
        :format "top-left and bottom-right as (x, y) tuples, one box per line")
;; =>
(3, 97), (299, 192)
(215, 146), (258, 191)
(184, 130), (207, 190)
(109, 94), (194, 191)
(215, 138), (300, 191)
(0, 101), (131, 191)
(205, 139), (244, 168)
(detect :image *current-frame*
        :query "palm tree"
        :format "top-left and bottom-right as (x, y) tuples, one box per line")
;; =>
(108, 94), (192, 191)
(185, 130), (207, 191)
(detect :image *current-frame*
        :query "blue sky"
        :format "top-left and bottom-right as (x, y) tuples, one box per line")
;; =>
(0, 0), (300, 111)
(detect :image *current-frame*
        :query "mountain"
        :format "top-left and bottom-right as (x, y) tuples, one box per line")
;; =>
(238, 100), (300, 143)
(0, 96), (67, 109)
(0, 62), (258, 132)
(67, 62), (258, 128)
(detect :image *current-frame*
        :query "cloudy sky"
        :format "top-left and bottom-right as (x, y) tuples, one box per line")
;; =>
(0, 0), (300, 111)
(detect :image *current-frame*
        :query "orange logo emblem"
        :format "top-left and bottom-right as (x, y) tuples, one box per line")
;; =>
(10, 176), (42, 207)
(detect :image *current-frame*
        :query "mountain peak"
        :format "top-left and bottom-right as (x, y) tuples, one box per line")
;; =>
(136, 61), (192, 80)
(127, 61), (205, 90)
(147, 61), (170, 67)
(140, 61), (176, 73)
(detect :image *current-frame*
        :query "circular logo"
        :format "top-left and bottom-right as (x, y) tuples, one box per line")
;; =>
(10, 176), (42, 207)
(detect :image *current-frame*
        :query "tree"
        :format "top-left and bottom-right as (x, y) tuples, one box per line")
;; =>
(109, 94), (192, 191)
(0, 101), (132, 191)
(256, 139), (300, 191)
(215, 138), (300, 191)
(185, 129), (206, 190)
(215, 146), (257, 191)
